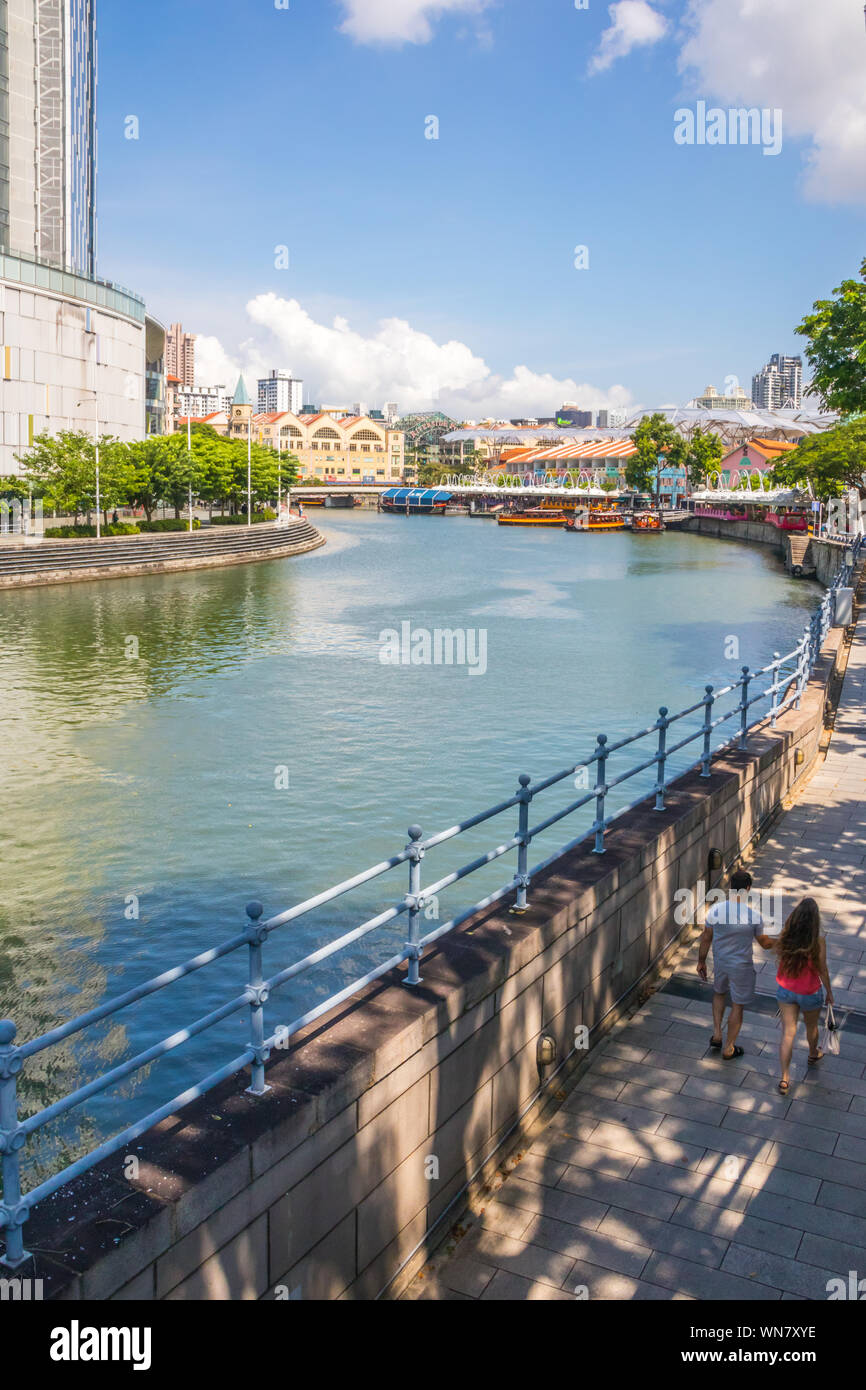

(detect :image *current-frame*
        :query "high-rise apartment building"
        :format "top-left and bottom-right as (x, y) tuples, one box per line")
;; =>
(0, 0), (160, 472)
(165, 323), (196, 389)
(258, 369), (303, 415)
(751, 354), (803, 410)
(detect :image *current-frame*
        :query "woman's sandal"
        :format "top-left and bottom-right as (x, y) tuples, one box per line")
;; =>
(778, 1079), (790, 1094)
(807, 1050), (824, 1065)
(722, 1045), (744, 1060)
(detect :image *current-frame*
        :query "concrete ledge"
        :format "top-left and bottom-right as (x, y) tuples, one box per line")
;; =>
(14, 631), (842, 1301)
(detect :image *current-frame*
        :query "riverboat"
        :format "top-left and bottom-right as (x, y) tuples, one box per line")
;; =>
(564, 508), (626, 533)
(632, 512), (665, 532)
(497, 508), (567, 527)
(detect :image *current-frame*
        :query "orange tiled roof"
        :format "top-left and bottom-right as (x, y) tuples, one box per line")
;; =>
(749, 438), (798, 458)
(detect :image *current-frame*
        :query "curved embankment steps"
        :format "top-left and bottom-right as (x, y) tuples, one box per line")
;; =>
(0, 519), (325, 588)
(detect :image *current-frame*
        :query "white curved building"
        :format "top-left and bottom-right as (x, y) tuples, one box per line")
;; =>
(0, 0), (157, 476)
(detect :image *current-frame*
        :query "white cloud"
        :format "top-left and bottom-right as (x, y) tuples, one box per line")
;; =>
(194, 294), (634, 420)
(589, 1), (667, 75)
(338, 0), (491, 46)
(677, 0), (866, 204)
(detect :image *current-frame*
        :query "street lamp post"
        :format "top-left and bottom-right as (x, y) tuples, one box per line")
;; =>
(187, 412), (194, 533)
(77, 395), (101, 538)
(247, 418), (252, 526)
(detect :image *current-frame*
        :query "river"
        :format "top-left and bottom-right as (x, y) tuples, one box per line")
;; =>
(0, 513), (821, 1179)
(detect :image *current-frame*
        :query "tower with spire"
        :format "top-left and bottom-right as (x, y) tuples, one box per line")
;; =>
(230, 375), (253, 438)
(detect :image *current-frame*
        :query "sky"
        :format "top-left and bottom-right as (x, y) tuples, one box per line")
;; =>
(95, 0), (866, 419)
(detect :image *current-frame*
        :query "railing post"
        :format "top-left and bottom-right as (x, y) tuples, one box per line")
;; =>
(0, 1021), (30, 1268)
(244, 902), (271, 1097)
(654, 707), (669, 810)
(701, 685), (714, 777)
(739, 666), (751, 749)
(403, 825), (424, 986)
(593, 734), (608, 854)
(510, 774), (532, 915)
(770, 652), (781, 728)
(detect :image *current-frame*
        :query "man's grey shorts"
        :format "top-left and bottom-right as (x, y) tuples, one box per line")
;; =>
(713, 965), (756, 1005)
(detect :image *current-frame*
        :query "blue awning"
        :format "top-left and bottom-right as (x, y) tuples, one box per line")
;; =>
(381, 488), (453, 503)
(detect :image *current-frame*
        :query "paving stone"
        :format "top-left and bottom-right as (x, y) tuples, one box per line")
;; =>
(583, 1120), (707, 1168)
(598, 1204), (730, 1269)
(629, 1157), (752, 1212)
(695, 1152), (821, 1202)
(461, 1228), (575, 1289)
(619, 1082), (728, 1127)
(495, 1175), (609, 1231)
(721, 1243), (838, 1301)
(478, 1199), (533, 1241)
(656, 1114), (773, 1162)
(641, 1249), (780, 1301)
(746, 1189), (866, 1250)
(479, 1269), (576, 1300)
(766, 1139), (866, 1191)
(560, 1091), (666, 1134)
(438, 1256), (495, 1297)
(533, 1134), (637, 1179)
(670, 1195), (802, 1258)
(521, 1212), (650, 1278)
(555, 1165), (681, 1221)
(721, 1108), (839, 1155)
(816, 1178), (866, 1219)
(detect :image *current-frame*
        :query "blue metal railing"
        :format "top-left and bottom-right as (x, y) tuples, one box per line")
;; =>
(0, 536), (860, 1266)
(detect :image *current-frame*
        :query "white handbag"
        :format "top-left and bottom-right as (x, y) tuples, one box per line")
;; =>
(820, 1003), (841, 1056)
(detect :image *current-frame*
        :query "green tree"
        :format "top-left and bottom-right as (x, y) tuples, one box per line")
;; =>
(15, 430), (99, 521)
(626, 414), (685, 493)
(682, 430), (723, 488)
(769, 418), (866, 498)
(796, 258), (866, 417)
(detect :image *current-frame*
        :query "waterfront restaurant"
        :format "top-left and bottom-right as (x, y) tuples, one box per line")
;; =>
(717, 437), (798, 485)
(504, 437), (639, 485)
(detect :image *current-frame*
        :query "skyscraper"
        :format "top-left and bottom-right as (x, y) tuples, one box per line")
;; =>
(166, 324), (196, 389)
(0, 0), (161, 473)
(751, 354), (803, 410)
(2, 0), (97, 275)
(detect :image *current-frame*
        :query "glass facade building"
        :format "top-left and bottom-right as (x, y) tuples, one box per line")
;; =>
(1, 0), (97, 275)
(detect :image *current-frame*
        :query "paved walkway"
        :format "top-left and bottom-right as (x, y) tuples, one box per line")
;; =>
(405, 600), (866, 1301)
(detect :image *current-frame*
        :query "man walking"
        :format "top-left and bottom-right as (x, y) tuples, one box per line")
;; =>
(696, 868), (775, 1059)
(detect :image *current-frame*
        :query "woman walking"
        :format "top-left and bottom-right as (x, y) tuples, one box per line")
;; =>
(775, 897), (834, 1094)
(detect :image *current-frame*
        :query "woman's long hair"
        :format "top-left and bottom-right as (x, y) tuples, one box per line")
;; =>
(778, 897), (821, 978)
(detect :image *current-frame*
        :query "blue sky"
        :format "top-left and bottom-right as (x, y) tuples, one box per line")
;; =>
(95, 0), (866, 416)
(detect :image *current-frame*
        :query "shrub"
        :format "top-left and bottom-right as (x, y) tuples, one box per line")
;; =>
(44, 522), (140, 537)
(138, 518), (201, 532)
(209, 510), (277, 525)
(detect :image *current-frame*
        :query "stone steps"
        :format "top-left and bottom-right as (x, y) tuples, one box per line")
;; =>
(0, 521), (322, 574)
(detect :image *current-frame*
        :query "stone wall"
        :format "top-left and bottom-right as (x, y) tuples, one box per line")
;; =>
(680, 515), (785, 553)
(22, 629), (844, 1303)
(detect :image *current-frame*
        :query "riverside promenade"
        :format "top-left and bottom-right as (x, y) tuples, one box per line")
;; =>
(404, 601), (866, 1301)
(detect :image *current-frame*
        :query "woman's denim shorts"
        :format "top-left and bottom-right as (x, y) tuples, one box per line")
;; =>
(776, 984), (825, 1011)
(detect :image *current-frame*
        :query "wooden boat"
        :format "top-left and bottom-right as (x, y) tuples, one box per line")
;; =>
(632, 512), (665, 532)
(564, 508), (626, 533)
(497, 508), (567, 526)
(497, 497), (580, 527)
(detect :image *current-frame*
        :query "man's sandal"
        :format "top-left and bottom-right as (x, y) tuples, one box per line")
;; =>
(722, 1045), (744, 1060)
(709, 1036), (723, 1050)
